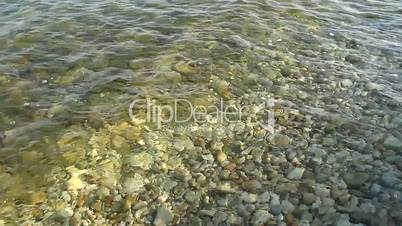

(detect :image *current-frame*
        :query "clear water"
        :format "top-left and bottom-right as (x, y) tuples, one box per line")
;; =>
(0, 0), (401, 224)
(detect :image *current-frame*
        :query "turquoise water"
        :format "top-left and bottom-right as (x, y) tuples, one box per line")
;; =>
(0, 0), (401, 224)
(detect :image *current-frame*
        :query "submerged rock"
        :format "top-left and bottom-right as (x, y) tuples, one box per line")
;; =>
(341, 79), (353, 87)
(252, 210), (271, 226)
(380, 172), (398, 187)
(216, 151), (227, 163)
(174, 61), (196, 74)
(342, 172), (369, 189)
(383, 135), (402, 150)
(365, 82), (384, 91)
(126, 152), (154, 170)
(287, 168), (305, 180)
(212, 79), (232, 98)
(122, 174), (144, 194)
(154, 206), (174, 226)
(269, 134), (291, 147)
(173, 136), (194, 152)
(66, 166), (88, 193)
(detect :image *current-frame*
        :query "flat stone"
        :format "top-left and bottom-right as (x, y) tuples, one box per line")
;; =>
(365, 82), (384, 91)
(335, 214), (351, 226)
(287, 167), (305, 180)
(173, 136), (194, 152)
(341, 79), (353, 87)
(216, 151), (227, 163)
(126, 152), (154, 169)
(383, 135), (402, 150)
(242, 180), (262, 193)
(252, 210), (271, 226)
(122, 174), (144, 194)
(269, 134), (290, 147)
(281, 200), (295, 213)
(184, 191), (200, 203)
(154, 206), (174, 226)
(303, 193), (316, 205)
(342, 172), (369, 189)
(240, 192), (258, 203)
(258, 192), (270, 203)
(381, 172), (398, 187)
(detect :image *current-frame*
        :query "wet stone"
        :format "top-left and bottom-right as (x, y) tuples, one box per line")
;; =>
(126, 152), (154, 170)
(380, 172), (398, 188)
(342, 172), (370, 189)
(216, 151), (227, 163)
(154, 206), (174, 226)
(341, 79), (353, 87)
(252, 210), (271, 226)
(383, 135), (402, 151)
(287, 168), (305, 180)
(303, 193), (316, 205)
(173, 136), (194, 152)
(242, 180), (262, 193)
(122, 174), (144, 194)
(269, 134), (291, 147)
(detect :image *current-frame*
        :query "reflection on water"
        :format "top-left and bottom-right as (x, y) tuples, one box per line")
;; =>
(0, 0), (401, 224)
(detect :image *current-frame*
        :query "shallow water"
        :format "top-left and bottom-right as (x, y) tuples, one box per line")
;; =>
(0, 0), (401, 224)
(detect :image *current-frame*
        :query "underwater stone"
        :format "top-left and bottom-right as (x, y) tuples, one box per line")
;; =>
(281, 200), (295, 213)
(154, 206), (174, 226)
(251, 210), (271, 226)
(341, 79), (353, 87)
(212, 79), (231, 98)
(381, 172), (398, 187)
(229, 35), (252, 48)
(287, 167), (305, 180)
(122, 174), (144, 194)
(345, 54), (362, 64)
(66, 167), (88, 193)
(126, 152), (154, 170)
(174, 61), (197, 75)
(216, 151), (227, 163)
(240, 192), (258, 203)
(342, 172), (369, 189)
(173, 136), (194, 152)
(161, 71), (182, 84)
(365, 82), (384, 91)
(303, 193), (316, 205)
(269, 134), (290, 147)
(112, 135), (129, 150)
(383, 135), (402, 151)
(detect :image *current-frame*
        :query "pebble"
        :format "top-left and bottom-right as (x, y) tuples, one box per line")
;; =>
(341, 79), (353, 87)
(126, 152), (154, 169)
(258, 191), (271, 203)
(240, 192), (258, 203)
(154, 206), (174, 226)
(216, 151), (227, 163)
(281, 200), (295, 214)
(383, 135), (402, 150)
(303, 193), (316, 205)
(370, 183), (381, 195)
(269, 134), (291, 147)
(242, 180), (262, 193)
(184, 191), (199, 203)
(174, 136), (194, 152)
(381, 172), (398, 187)
(342, 172), (369, 189)
(334, 214), (351, 226)
(252, 210), (271, 226)
(365, 82), (384, 91)
(287, 167), (305, 180)
(122, 174), (144, 194)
